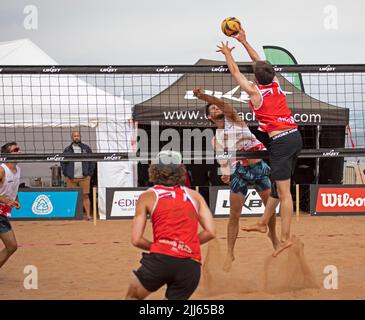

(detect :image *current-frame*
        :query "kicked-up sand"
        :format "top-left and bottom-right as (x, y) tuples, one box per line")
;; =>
(1, 214), (365, 300)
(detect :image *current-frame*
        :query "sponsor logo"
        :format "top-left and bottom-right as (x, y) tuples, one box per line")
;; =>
(211, 65), (228, 72)
(103, 153), (122, 161)
(116, 198), (138, 208)
(322, 149), (339, 157)
(0, 157), (7, 162)
(316, 187), (365, 213)
(32, 195), (53, 215)
(156, 66), (174, 73)
(319, 65), (336, 72)
(214, 189), (280, 215)
(42, 66), (61, 73)
(100, 66), (118, 73)
(277, 116), (295, 124)
(274, 66), (283, 72)
(215, 153), (232, 160)
(46, 154), (64, 161)
(111, 190), (145, 217)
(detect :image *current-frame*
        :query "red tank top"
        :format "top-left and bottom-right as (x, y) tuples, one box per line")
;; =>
(249, 81), (297, 133)
(149, 185), (201, 262)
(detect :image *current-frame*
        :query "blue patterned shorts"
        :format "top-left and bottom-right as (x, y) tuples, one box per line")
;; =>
(0, 215), (12, 234)
(230, 160), (271, 196)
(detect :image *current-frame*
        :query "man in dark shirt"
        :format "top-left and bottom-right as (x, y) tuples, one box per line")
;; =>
(61, 131), (95, 220)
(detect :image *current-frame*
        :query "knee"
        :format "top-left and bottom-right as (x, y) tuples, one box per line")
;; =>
(229, 210), (241, 222)
(276, 187), (291, 200)
(125, 283), (142, 300)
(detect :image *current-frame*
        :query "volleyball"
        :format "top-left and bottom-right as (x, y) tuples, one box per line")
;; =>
(221, 17), (241, 36)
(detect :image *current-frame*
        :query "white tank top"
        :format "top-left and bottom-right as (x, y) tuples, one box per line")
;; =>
(215, 117), (265, 152)
(0, 164), (21, 201)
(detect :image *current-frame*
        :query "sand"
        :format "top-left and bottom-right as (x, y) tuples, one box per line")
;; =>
(1, 214), (365, 300)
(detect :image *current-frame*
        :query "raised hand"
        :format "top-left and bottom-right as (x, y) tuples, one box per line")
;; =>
(231, 27), (246, 43)
(193, 88), (204, 99)
(216, 41), (235, 56)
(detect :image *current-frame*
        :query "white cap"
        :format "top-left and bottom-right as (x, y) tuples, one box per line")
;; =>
(155, 150), (182, 165)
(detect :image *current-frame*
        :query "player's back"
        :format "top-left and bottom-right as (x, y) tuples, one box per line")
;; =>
(249, 81), (297, 132)
(149, 185), (201, 262)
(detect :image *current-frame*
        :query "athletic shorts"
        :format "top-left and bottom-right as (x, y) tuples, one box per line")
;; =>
(133, 252), (201, 300)
(267, 128), (303, 181)
(230, 160), (271, 196)
(0, 215), (12, 234)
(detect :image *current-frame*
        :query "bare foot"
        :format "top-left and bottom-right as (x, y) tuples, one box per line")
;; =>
(223, 254), (235, 272)
(272, 239), (293, 257)
(268, 231), (280, 250)
(241, 222), (267, 233)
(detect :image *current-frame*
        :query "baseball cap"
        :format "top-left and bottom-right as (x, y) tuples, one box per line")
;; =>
(155, 150), (182, 165)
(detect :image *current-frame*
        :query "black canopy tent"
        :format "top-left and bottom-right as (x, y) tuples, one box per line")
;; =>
(133, 60), (349, 209)
(133, 59), (348, 128)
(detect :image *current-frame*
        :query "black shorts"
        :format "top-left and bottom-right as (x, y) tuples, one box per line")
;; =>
(133, 252), (201, 300)
(268, 128), (303, 181)
(0, 215), (12, 234)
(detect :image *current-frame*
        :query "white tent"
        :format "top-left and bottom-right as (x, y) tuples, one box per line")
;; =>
(0, 39), (137, 219)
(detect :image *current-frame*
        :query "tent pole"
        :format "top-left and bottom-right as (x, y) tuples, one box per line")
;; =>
(315, 125), (321, 184)
(296, 184), (300, 222)
(93, 186), (97, 226)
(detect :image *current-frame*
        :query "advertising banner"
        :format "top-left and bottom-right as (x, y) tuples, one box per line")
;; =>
(209, 186), (280, 217)
(310, 185), (365, 215)
(10, 188), (83, 220)
(106, 188), (148, 219)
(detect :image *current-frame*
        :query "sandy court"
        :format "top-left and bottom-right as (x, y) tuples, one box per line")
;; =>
(1, 214), (365, 300)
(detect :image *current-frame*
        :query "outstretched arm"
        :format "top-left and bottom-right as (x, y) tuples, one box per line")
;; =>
(232, 28), (279, 83)
(193, 88), (242, 123)
(232, 28), (261, 62)
(217, 42), (259, 96)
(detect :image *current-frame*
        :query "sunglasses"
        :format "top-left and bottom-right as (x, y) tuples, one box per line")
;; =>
(10, 147), (20, 153)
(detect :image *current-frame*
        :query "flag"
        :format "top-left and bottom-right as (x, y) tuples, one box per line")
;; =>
(263, 45), (305, 92)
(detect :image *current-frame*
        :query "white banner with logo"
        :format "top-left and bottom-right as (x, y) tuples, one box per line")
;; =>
(106, 186), (280, 219)
(210, 186), (280, 216)
(106, 188), (148, 219)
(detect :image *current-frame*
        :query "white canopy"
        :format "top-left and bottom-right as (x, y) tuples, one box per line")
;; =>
(0, 39), (137, 218)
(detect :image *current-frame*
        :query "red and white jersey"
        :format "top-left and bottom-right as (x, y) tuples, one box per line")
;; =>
(215, 117), (266, 166)
(249, 81), (297, 133)
(148, 185), (201, 262)
(0, 164), (21, 217)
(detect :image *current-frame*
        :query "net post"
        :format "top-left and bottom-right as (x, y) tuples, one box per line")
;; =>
(296, 184), (300, 222)
(93, 186), (97, 226)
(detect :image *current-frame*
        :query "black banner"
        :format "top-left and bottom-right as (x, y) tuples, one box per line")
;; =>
(0, 300), (359, 318)
(1, 148), (365, 163)
(1, 64), (365, 74)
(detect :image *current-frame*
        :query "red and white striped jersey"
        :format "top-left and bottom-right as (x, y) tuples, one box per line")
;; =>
(148, 185), (201, 262)
(249, 81), (297, 133)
